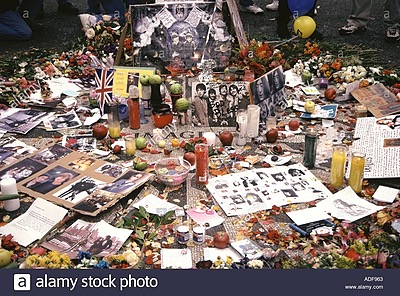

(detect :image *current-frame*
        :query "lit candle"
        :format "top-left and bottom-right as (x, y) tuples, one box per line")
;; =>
(202, 132), (216, 147)
(124, 136), (136, 156)
(195, 143), (209, 185)
(1, 178), (20, 212)
(246, 105), (260, 138)
(348, 152), (366, 193)
(329, 145), (347, 188)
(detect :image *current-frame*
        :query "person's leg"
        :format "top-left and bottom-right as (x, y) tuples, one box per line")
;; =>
(277, 0), (291, 38)
(238, 0), (264, 14)
(88, 0), (102, 14)
(0, 10), (33, 41)
(99, 0), (126, 21)
(57, 0), (80, 15)
(384, 0), (400, 41)
(339, 0), (371, 34)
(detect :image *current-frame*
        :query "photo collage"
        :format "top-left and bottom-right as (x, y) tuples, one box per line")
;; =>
(0, 143), (153, 216)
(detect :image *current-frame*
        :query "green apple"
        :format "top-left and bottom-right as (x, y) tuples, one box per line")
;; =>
(170, 83), (183, 95)
(135, 137), (147, 150)
(149, 74), (162, 85)
(140, 74), (150, 86)
(0, 248), (12, 268)
(304, 99), (315, 113)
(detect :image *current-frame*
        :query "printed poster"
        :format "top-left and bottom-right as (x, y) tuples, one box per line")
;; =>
(131, 2), (231, 72)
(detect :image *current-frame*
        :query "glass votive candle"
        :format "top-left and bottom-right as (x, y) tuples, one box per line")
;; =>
(266, 116), (277, 130)
(319, 77), (328, 89)
(124, 135), (136, 156)
(202, 132), (216, 147)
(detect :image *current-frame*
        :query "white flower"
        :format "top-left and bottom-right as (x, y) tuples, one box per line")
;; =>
(19, 62), (28, 68)
(85, 28), (95, 39)
(369, 67), (382, 75)
(247, 259), (263, 269)
(122, 250), (139, 266)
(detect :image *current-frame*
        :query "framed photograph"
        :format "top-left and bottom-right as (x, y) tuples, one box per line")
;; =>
(131, 2), (231, 72)
(250, 66), (287, 123)
(191, 81), (250, 127)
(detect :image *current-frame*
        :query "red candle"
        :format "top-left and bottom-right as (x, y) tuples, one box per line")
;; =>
(195, 143), (209, 185)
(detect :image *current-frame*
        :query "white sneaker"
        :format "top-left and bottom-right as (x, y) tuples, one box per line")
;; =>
(266, 1), (279, 11)
(239, 4), (264, 14)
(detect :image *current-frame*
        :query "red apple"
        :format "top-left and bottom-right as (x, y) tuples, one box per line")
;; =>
(213, 231), (230, 249)
(92, 124), (108, 140)
(266, 128), (279, 143)
(324, 88), (337, 101)
(219, 131), (233, 146)
(183, 152), (196, 165)
(288, 119), (300, 131)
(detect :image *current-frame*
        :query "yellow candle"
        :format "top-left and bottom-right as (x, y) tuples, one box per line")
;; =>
(348, 152), (366, 193)
(109, 126), (121, 139)
(124, 136), (136, 156)
(329, 145), (347, 188)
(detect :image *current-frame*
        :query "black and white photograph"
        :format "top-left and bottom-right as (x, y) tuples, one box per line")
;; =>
(73, 191), (115, 214)
(53, 176), (102, 204)
(126, 72), (139, 93)
(23, 165), (79, 194)
(41, 219), (132, 259)
(43, 111), (82, 131)
(31, 144), (72, 165)
(191, 81), (250, 127)
(62, 134), (96, 151)
(0, 158), (46, 182)
(250, 66), (287, 122)
(0, 137), (37, 168)
(94, 163), (127, 178)
(132, 3), (230, 72)
(0, 109), (49, 134)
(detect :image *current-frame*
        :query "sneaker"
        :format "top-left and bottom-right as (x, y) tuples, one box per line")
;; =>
(58, 2), (80, 15)
(239, 4), (264, 14)
(339, 24), (366, 35)
(266, 1), (279, 11)
(386, 27), (400, 42)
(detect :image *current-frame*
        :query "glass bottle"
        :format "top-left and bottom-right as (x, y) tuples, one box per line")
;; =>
(195, 143), (209, 185)
(150, 84), (163, 108)
(303, 128), (318, 169)
(141, 85), (152, 116)
(348, 152), (366, 193)
(107, 102), (121, 138)
(329, 144), (347, 188)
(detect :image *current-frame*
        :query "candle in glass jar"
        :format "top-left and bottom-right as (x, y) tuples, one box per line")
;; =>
(195, 143), (209, 185)
(348, 152), (366, 193)
(1, 178), (20, 211)
(329, 145), (347, 188)
(303, 128), (318, 169)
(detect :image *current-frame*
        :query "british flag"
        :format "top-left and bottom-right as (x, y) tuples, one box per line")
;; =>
(95, 67), (114, 114)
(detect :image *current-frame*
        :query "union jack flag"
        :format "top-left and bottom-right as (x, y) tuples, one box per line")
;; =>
(95, 67), (114, 114)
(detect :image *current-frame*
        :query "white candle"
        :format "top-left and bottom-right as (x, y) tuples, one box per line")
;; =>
(246, 104), (260, 138)
(236, 109), (248, 146)
(203, 131), (216, 147)
(1, 178), (20, 212)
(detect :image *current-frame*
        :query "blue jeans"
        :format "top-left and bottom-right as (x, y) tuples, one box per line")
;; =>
(0, 10), (32, 41)
(239, 0), (255, 7)
(88, 0), (126, 21)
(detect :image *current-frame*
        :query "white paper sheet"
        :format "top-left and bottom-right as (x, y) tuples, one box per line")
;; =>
(373, 186), (399, 203)
(0, 198), (68, 247)
(286, 207), (332, 225)
(316, 187), (383, 222)
(161, 249), (192, 269)
(131, 194), (182, 215)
